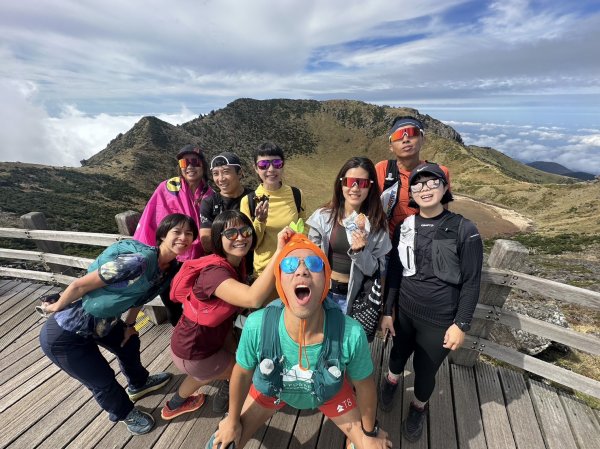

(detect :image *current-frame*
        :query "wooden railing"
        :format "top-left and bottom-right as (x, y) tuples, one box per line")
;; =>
(1, 212), (600, 400)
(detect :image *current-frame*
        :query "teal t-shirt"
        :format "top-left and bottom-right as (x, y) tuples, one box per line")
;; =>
(236, 307), (374, 409)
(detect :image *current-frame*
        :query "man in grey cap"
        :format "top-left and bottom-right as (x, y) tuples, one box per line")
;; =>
(199, 152), (253, 254)
(376, 116), (451, 240)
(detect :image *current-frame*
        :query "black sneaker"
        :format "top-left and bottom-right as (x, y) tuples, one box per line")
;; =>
(402, 402), (428, 442)
(127, 372), (172, 401)
(378, 376), (399, 412)
(122, 408), (155, 435)
(213, 380), (230, 413)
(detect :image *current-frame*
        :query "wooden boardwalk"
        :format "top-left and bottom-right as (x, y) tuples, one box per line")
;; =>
(0, 279), (598, 449)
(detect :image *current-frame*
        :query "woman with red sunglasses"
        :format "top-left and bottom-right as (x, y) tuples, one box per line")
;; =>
(133, 144), (214, 325)
(162, 210), (293, 420)
(307, 157), (391, 320)
(240, 142), (306, 277)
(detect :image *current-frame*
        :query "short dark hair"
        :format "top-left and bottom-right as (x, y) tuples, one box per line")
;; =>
(253, 142), (285, 164)
(211, 210), (257, 258)
(155, 213), (198, 246)
(408, 174), (454, 208)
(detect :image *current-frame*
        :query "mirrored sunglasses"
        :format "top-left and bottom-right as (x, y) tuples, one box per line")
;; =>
(340, 177), (373, 189)
(256, 159), (284, 170)
(280, 255), (324, 274)
(410, 178), (442, 193)
(389, 126), (422, 142)
(178, 158), (202, 169)
(221, 225), (254, 241)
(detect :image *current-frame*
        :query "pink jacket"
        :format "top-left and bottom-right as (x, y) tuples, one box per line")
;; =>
(134, 176), (213, 261)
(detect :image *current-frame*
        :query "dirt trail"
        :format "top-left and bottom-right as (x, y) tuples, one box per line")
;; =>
(450, 195), (534, 239)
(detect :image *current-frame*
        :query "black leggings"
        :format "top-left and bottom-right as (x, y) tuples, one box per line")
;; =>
(388, 310), (450, 402)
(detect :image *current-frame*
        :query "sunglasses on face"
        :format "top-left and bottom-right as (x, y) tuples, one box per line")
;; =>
(410, 178), (442, 193)
(340, 177), (373, 189)
(280, 255), (324, 274)
(256, 159), (284, 170)
(221, 225), (253, 241)
(389, 126), (422, 142)
(178, 158), (202, 169)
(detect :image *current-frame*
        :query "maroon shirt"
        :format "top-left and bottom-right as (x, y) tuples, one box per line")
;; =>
(170, 264), (240, 360)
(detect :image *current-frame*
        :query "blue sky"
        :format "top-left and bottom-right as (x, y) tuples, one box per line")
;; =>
(1, 0), (599, 173)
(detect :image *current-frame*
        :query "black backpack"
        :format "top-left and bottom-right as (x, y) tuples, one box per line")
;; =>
(246, 186), (303, 219)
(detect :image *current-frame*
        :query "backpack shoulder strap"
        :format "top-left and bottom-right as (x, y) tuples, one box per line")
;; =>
(247, 191), (257, 220)
(291, 186), (303, 213)
(259, 300), (284, 360)
(383, 159), (399, 191)
(319, 300), (345, 365)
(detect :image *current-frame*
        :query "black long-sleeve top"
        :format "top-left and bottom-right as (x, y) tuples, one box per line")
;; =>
(383, 210), (483, 327)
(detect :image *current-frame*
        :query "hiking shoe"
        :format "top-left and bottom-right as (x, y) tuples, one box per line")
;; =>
(378, 376), (399, 412)
(402, 402), (428, 442)
(213, 380), (230, 413)
(205, 433), (235, 449)
(127, 372), (172, 401)
(122, 408), (155, 435)
(161, 393), (206, 420)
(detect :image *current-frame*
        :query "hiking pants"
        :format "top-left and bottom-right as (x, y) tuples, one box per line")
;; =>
(39, 315), (148, 421)
(388, 310), (450, 402)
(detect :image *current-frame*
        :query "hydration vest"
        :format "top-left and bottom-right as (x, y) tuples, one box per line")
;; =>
(82, 240), (160, 318)
(252, 298), (345, 404)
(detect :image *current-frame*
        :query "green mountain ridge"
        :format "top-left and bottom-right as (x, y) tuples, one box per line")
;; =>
(1, 98), (598, 236)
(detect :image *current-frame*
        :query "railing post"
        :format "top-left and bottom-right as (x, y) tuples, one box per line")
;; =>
(115, 210), (167, 325)
(20, 212), (76, 276)
(115, 211), (141, 236)
(450, 239), (529, 366)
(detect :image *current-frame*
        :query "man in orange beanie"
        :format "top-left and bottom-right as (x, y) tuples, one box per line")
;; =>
(207, 233), (391, 449)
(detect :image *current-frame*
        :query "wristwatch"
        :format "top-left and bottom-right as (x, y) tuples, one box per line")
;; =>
(454, 321), (471, 332)
(361, 419), (379, 437)
(124, 322), (136, 329)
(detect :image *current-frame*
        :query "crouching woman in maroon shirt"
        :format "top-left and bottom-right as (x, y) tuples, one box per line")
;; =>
(161, 210), (293, 419)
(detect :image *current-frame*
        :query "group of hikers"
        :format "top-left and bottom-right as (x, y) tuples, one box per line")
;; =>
(38, 115), (483, 449)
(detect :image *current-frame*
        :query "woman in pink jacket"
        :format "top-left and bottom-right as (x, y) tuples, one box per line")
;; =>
(134, 144), (213, 325)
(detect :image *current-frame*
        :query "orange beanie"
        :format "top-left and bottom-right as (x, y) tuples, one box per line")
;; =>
(273, 233), (331, 306)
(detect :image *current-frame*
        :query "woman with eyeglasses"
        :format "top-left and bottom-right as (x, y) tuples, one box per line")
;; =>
(162, 210), (293, 420)
(307, 157), (391, 315)
(378, 162), (483, 443)
(134, 144), (214, 325)
(240, 142), (306, 277)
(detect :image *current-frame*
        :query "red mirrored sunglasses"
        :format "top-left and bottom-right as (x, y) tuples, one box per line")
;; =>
(178, 158), (202, 169)
(389, 126), (422, 142)
(340, 177), (373, 189)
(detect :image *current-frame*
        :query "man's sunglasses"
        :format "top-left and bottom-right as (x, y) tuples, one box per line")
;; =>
(178, 158), (202, 169)
(280, 255), (324, 274)
(256, 159), (284, 170)
(389, 126), (422, 142)
(221, 225), (253, 241)
(340, 177), (373, 189)
(410, 178), (443, 193)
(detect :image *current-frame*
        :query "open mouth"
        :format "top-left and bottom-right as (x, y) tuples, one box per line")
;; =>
(294, 285), (312, 305)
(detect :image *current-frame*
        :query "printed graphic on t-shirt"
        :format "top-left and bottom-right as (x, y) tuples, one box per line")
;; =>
(282, 364), (314, 393)
(99, 253), (146, 287)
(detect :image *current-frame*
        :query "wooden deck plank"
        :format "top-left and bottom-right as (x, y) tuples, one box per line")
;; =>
(288, 408), (324, 449)
(557, 390), (600, 449)
(0, 301), (47, 351)
(378, 336), (402, 449)
(401, 357), (428, 449)
(451, 364), (487, 449)
(64, 324), (170, 449)
(0, 353), (55, 407)
(261, 405), (300, 449)
(497, 367), (546, 449)
(316, 416), (345, 449)
(0, 336), (41, 379)
(474, 363), (516, 449)
(0, 321), (42, 360)
(0, 283), (55, 321)
(528, 379), (578, 449)
(429, 359), (457, 449)
(0, 280), (24, 298)
(0, 320), (160, 449)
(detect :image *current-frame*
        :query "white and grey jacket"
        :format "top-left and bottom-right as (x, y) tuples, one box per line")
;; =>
(307, 208), (392, 313)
